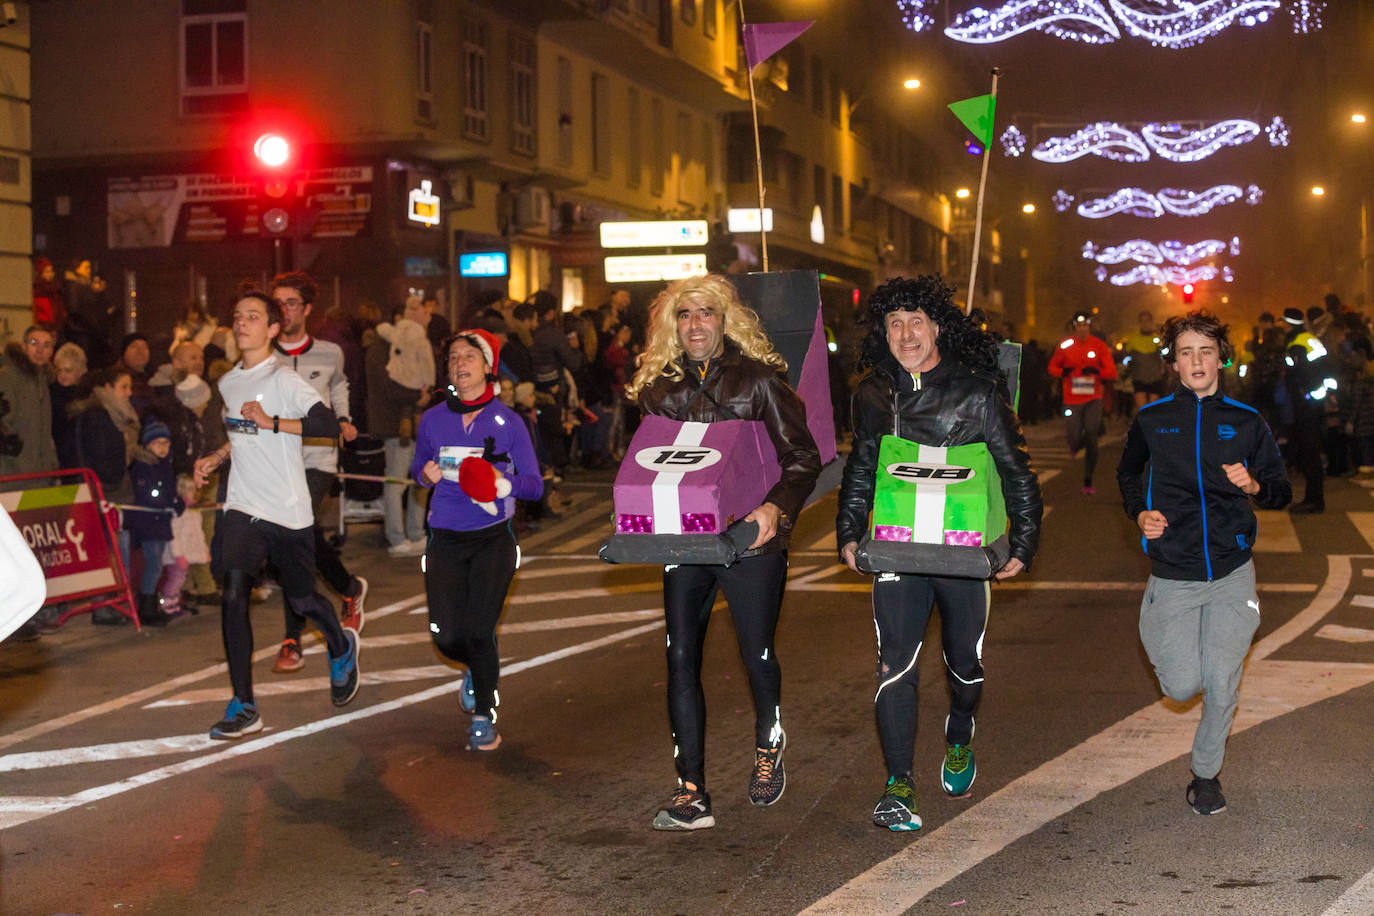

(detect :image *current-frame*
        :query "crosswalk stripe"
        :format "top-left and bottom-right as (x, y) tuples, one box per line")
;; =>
(145, 665), (462, 707)
(1316, 624), (1374, 643)
(1346, 512), (1374, 552)
(1253, 509), (1300, 553)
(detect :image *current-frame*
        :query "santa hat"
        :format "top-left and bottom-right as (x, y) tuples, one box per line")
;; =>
(455, 328), (502, 397)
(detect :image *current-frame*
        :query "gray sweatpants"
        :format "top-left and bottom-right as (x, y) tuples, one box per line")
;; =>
(1138, 560), (1259, 779)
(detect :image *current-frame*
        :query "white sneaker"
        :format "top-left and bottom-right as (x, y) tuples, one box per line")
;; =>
(387, 539), (425, 557)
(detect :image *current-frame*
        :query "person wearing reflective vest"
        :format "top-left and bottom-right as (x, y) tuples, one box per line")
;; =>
(1282, 307), (1329, 513)
(1048, 312), (1118, 494)
(1117, 310), (1291, 815)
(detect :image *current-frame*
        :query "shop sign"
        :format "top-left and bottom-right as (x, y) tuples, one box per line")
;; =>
(599, 220), (708, 249)
(459, 252), (509, 277)
(727, 208), (774, 233)
(604, 253), (707, 283)
(408, 178), (441, 227)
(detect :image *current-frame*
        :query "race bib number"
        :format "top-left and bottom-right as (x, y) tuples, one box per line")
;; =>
(1070, 375), (1097, 396)
(439, 446), (486, 481)
(884, 462), (976, 485)
(226, 417), (259, 436)
(633, 445), (723, 472)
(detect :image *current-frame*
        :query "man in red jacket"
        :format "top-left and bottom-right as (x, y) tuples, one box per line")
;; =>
(1048, 312), (1118, 494)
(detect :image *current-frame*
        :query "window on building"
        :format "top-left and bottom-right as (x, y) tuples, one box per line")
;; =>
(511, 35), (536, 156)
(415, 20), (433, 122)
(786, 45), (804, 95)
(676, 111), (692, 203)
(811, 60), (824, 117)
(832, 174), (845, 233)
(703, 0), (717, 37)
(463, 19), (489, 141)
(681, 0), (696, 25)
(180, 0), (247, 116)
(557, 57), (573, 166)
(592, 73), (612, 176)
(813, 164), (826, 212)
(627, 89), (642, 188)
(830, 78), (843, 126)
(702, 118), (715, 186)
(650, 98), (665, 195)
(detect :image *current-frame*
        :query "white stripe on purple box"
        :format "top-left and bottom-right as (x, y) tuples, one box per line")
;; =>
(651, 422), (710, 535)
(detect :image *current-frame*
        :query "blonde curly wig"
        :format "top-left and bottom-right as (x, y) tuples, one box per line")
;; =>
(626, 274), (787, 401)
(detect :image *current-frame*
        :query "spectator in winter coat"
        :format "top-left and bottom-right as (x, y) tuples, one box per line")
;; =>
(126, 420), (184, 628)
(365, 317), (429, 555)
(50, 342), (87, 459)
(0, 325), (59, 475)
(376, 296), (436, 392)
(115, 333), (154, 415)
(32, 258), (65, 329)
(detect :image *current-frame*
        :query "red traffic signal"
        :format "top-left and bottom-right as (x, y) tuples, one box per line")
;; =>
(253, 132), (291, 169)
(1182, 282), (1195, 304)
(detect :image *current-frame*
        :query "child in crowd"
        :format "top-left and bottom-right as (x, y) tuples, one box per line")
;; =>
(126, 420), (184, 626)
(164, 473), (213, 615)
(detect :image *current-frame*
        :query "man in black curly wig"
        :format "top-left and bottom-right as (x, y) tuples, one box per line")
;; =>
(836, 274), (1042, 832)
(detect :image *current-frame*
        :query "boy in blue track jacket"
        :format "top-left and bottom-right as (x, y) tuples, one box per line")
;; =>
(1117, 310), (1291, 816)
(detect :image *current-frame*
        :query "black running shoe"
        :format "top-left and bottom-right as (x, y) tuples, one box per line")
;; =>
(749, 730), (786, 807)
(329, 629), (360, 707)
(1186, 775), (1227, 815)
(652, 785), (715, 831)
(873, 775), (922, 831)
(209, 697), (262, 740)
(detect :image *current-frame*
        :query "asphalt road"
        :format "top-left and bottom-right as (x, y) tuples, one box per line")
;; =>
(2, 418), (1374, 915)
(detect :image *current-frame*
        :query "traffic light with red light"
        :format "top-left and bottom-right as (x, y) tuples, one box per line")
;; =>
(253, 132), (291, 169)
(1182, 282), (1195, 304)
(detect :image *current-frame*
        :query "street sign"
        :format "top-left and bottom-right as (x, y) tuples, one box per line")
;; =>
(599, 219), (708, 248)
(604, 253), (707, 283)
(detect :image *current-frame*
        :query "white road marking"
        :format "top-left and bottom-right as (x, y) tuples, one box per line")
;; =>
(145, 665), (465, 707)
(0, 593), (428, 754)
(802, 555), (1372, 914)
(1324, 866), (1374, 915)
(1315, 624), (1374, 643)
(0, 620), (665, 831)
(789, 580), (1316, 594)
(1036, 468), (1061, 484)
(0, 735), (219, 772)
(1350, 594), (1374, 608)
(1346, 512), (1374, 552)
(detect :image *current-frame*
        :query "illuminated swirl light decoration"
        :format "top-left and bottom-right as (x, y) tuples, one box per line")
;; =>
(1082, 236), (1241, 266)
(915, 1), (1324, 47)
(1071, 184), (1262, 218)
(1033, 122), (1151, 163)
(1107, 264), (1234, 287)
(1018, 116), (1289, 163)
(1053, 189), (1077, 212)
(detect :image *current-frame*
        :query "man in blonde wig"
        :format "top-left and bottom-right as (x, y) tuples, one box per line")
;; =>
(627, 274), (822, 831)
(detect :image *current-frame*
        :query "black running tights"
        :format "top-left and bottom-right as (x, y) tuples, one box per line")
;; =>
(872, 573), (989, 779)
(424, 523), (518, 719)
(663, 551), (788, 789)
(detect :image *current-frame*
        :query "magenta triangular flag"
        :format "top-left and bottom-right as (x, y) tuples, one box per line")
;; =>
(743, 21), (814, 71)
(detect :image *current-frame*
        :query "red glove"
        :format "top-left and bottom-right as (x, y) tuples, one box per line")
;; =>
(458, 456), (512, 508)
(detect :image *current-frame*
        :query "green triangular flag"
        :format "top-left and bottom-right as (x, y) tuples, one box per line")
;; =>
(947, 93), (996, 148)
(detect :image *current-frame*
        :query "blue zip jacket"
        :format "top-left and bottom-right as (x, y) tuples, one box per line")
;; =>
(1117, 385), (1291, 582)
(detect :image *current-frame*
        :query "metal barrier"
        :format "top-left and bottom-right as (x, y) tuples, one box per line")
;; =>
(0, 469), (139, 629)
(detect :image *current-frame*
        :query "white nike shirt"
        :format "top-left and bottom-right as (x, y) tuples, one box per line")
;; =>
(218, 355), (322, 530)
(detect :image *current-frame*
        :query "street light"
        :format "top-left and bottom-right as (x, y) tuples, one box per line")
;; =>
(955, 187), (971, 199)
(903, 78), (921, 90)
(1354, 113), (1368, 124)
(1312, 185), (1326, 196)
(1021, 203), (1036, 214)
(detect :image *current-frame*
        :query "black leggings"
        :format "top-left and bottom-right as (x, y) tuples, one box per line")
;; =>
(219, 511), (346, 704)
(424, 523), (518, 718)
(872, 572), (989, 779)
(1064, 397), (1104, 485)
(663, 551), (788, 789)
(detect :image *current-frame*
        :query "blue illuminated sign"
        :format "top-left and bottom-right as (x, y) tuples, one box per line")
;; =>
(459, 251), (509, 277)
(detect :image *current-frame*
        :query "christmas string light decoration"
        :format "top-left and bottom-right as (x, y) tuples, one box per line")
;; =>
(1053, 189), (1076, 212)
(896, 0), (938, 31)
(917, 0), (1322, 47)
(1082, 236), (1242, 266)
(1001, 125), (1028, 157)
(1032, 121), (1151, 163)
(944, 0), (1120, 44)
(1014, 116), (1290, 162)
(1073, 185), (1262, 218)
(1105, 264), (1229, 287)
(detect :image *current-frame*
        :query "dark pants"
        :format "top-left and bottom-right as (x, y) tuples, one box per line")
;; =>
(1064, 397), (1104, 486)
(1289, 406), (1325, 506)
(282, 468), (354, 641)
(219, 510), (346, 703)
(424, 523), (519, 719)
(663, 552), (788, 789)
(872, 572), (989, 779)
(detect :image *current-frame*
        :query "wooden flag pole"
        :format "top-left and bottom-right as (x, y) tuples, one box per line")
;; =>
(965, 67), (999, 316)
(739, 0), (769, 271)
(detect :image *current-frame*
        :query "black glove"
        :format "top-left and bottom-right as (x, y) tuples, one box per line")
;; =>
(1079, 366), (1100, 377)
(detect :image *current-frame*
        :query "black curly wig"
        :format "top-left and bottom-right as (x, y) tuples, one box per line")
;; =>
(860, 275), (1002, 374)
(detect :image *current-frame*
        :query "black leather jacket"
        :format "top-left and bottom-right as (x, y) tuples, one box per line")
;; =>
(638, 340), (822, 552)
(836, 354), (1042, 567)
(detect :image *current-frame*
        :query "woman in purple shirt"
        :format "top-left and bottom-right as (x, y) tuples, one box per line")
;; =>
(412, 329), (543, 750)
